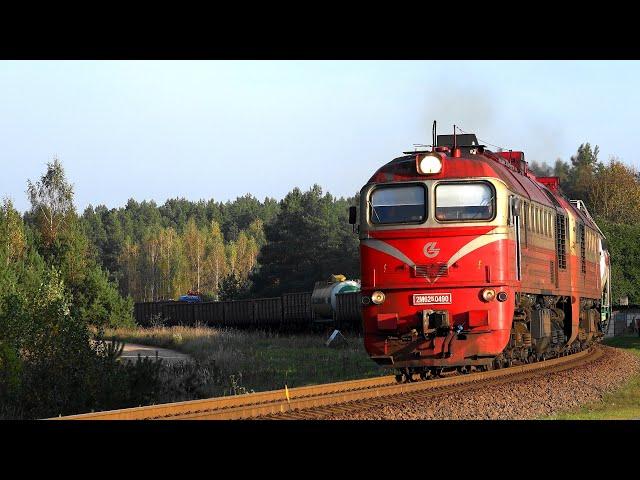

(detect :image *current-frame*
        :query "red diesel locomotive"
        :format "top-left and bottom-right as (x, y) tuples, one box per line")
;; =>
(349, 128), (611, 381)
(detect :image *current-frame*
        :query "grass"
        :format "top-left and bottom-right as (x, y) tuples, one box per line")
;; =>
(104, 328), (640, 417)
(548, 335), (640, 420)
(104, 326), (386, 398)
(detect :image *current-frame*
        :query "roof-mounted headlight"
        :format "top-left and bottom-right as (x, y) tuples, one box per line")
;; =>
(416, 154), (443, 175)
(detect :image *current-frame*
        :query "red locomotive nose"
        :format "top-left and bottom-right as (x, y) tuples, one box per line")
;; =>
(358, 127), (609, 373)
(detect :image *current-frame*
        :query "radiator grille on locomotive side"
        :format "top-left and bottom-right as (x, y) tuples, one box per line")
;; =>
(413, 263), (448, 278)
(579, 223), (586, 274)
(555, 214), (567, 269)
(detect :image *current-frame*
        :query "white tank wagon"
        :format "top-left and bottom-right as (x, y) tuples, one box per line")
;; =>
(311, 274), (360, 319)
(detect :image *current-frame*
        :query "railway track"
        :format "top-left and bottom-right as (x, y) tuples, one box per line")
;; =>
(50, 346), (601, 420)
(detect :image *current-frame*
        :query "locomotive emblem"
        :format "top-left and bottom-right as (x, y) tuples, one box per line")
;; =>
(423, 242), (440, 258)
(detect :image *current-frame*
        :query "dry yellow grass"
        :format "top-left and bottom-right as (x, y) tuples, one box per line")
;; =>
(105, 326), (385, 396)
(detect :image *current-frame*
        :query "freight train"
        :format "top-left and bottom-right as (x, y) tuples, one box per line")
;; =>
(134, 280), (362, 330)
(349, 126), (611, 381)
(311, 275), (360, 319)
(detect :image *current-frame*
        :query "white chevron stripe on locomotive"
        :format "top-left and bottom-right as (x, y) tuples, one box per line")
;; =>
(362, 228), (508, 284)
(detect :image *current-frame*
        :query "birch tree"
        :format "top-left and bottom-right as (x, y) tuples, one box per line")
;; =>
(203, 220), (227, 298)
(158, 226), (180, 299)
(119, 237), (141, 299)
(26, 157), (75, 247)
(182, 218), (206, 293)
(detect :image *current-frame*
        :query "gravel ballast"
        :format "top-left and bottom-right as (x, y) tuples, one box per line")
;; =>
(319, 346), (640, 420)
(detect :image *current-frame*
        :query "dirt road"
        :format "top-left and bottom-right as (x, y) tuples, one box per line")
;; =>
(119, 343), (191, 363)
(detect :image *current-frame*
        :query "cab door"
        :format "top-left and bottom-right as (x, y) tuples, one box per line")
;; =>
(509, 196), (522, 281)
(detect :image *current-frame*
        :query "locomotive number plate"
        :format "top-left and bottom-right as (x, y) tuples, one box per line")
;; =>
(413, 293), (452, 305)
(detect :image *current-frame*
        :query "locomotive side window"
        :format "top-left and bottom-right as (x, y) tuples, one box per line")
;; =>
(546, 212), (550, 237)
(537, 207), (544, 235)
(369, 184), (426, 224)
(547, 212), (551, 236)
(435, 182), (495, 221)
(539, 210), (543, 235)
(523, 201), (528, 246)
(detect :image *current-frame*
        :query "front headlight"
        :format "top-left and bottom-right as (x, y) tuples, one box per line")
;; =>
(481, 288), (496, 302)
(371, 291), (386, 305)
(417, 154), (442, 174)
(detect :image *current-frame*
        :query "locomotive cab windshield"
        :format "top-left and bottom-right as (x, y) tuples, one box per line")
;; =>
(435, 182), (495, 221)
(364, 179), (499, 227)
(370, 184), (426, 224)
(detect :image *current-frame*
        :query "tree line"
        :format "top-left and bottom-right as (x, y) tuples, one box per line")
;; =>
(80, 186), (359, 302)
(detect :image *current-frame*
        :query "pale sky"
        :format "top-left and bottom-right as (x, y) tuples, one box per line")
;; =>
(2, 60), (639, 212)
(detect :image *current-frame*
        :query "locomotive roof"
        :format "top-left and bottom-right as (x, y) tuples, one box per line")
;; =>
(368, 150), (601, 233)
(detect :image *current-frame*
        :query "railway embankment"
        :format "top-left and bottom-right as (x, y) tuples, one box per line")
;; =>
(318, 342), (640, 420)
(55, 343), (622, 420)
(551, 335), (640, 419)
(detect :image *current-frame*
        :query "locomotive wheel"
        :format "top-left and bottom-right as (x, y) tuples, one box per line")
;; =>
(419, 371), (430, 381)
(395, 374), (404, 384)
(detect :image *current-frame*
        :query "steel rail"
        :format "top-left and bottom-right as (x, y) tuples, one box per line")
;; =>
(268, 346), (603, 419)
(175, 347), (601, 420)
(48, 374), (397, 420)
(49, 346), (600, 420)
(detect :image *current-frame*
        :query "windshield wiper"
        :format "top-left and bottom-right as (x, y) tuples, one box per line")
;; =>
(368, 199), (382, 223)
